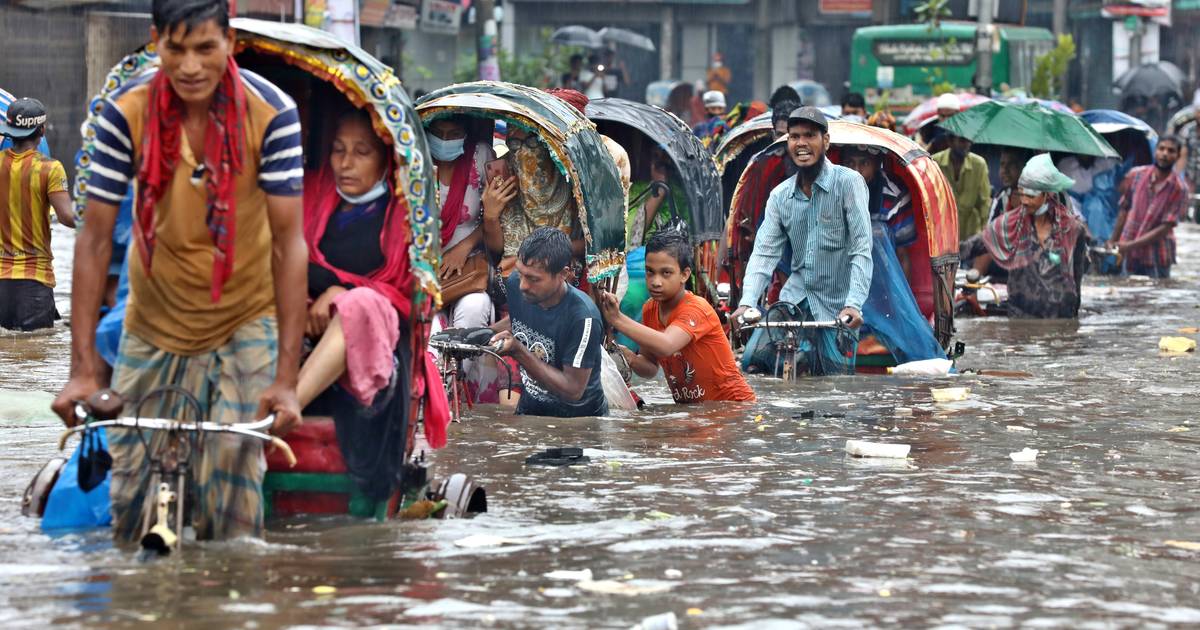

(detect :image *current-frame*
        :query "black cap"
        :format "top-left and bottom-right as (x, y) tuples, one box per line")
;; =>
(787, 106), (828, 132)
(0, 98), (47, 139)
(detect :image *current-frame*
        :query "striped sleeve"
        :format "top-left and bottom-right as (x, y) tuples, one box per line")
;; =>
(87, 100), (135, 205)
(257, 105), (304, 196)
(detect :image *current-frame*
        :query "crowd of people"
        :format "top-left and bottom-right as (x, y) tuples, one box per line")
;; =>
(3, 0), (1196, 545)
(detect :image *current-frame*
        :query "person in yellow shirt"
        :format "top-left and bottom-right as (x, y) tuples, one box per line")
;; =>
(0, 97), (76, 330)
(933, 132), (992, 241)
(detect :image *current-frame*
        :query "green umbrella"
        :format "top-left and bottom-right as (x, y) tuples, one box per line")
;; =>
(939, 101), (1118, 158)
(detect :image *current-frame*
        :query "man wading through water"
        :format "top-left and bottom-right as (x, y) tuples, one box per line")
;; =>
(51, 0), (307, 541)
(731, 107), (872, 376)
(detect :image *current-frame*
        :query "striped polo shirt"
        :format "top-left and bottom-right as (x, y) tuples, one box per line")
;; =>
(86, 67), (304, 354)
(739, 158), (873, 321)
(1, 148), (68, 286)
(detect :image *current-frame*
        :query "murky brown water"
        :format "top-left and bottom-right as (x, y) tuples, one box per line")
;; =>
(1, 225), (1199, 628)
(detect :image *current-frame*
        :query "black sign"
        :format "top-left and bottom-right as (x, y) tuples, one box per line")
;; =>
(873, 39), (976, 66)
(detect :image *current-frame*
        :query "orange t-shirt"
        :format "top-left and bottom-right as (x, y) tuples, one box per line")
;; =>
(642, 291), (755, 403)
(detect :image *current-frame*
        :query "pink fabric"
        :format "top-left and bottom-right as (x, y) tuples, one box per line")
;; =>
(331, 287), (400, 406)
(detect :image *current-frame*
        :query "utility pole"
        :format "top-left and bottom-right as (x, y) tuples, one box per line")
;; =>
(974, 0), (994, 96)
(1128, 16), (1144, 69)
(1052, 0), (1068, 101)
(475, 0), (500, 81)
(753, 0), (771, 100)
(660, 5), (675, 81)
(1052, 0), (1067, 36)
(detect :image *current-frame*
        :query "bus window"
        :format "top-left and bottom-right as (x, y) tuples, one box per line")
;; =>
(1007, 39), (1054, 92)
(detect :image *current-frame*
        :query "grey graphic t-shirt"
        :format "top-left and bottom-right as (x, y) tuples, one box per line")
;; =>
(505, 274), (608, 418)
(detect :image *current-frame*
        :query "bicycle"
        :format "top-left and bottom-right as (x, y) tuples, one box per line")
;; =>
(427, 328), (514, 422)
(58, 388), (294, 556)
(737, 304), (853, 381)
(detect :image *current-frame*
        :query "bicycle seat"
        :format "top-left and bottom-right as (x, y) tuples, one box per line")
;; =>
(430, 327), (495, 347)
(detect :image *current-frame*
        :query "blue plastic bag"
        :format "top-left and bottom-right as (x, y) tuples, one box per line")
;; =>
(42, 428), (112, 530)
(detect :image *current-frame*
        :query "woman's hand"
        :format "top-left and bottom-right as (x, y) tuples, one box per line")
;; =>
(441, 241), (472, 280)
(307, 285), (347, 338)
(482, 175), (518, 221)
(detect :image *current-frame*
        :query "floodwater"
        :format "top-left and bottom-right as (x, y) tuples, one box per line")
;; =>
(1, 224), (1199, 629)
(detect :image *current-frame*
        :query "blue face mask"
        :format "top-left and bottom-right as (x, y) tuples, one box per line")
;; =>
(1034, 202), (1050, 217)
(429, 135), (466, 162)
(337, 177), (388, 205)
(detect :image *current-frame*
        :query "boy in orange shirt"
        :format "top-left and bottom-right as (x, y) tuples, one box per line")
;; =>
(599, 230), (755, 403)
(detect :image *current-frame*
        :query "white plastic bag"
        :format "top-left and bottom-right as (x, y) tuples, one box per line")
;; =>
(600, 351), (638, 411)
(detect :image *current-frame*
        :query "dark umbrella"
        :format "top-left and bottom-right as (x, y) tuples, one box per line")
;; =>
(1113, 61), (1185, 100)
(598, 27), (655, 52)
(551, 25), (604, 49)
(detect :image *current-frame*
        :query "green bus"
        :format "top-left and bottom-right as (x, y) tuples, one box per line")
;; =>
(849, 22), (1055, 112)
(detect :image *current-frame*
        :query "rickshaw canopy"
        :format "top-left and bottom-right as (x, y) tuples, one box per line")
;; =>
(713, 111), (773, 175)
(417, 81), (626, 277)
(585, 97), (723, 243)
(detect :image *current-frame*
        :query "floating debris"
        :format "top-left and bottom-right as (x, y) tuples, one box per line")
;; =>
(1164, 540), (1200, 551)
(1158, 337), (1196, 353)
(577, 579), (672, 596)
(1009, 448), (1039, 463)
(545, 569), (593, 581)
(845, 440), (911, 459)
(931, 387), (970, 402)
(453, 534), (529, 548)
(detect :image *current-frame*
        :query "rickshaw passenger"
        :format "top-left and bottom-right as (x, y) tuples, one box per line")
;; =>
(841, 145), (916, 278)
(626, 147), (688, 249)
(962, 154), (1088, 319)
(482, 126), (585, 276)
(426, 115), (501, 329)
(426, 115), (513, 404)
(296, 109), (412, 412)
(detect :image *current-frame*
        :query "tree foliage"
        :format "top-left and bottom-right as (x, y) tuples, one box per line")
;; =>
(1030, 34), (1076, 100)
(455, 28), (582, 88)
(914, 0), (952, 30)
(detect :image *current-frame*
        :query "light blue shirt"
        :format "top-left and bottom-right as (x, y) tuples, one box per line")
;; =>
(738, 158), (873, 321)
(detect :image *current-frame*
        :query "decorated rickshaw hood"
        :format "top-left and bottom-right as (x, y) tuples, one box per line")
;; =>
(416, 81), (626, 271)
(713, 111), (773, 175)
(585, 97), (723, 243)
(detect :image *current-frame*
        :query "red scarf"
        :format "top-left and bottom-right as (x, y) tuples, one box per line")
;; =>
(982, 195), (1084, 273)
(303, 165), (413, 319)
(135, 58), (247, 303)
(438, 140), (475, 247)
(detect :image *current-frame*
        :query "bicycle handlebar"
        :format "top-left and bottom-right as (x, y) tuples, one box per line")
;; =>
(61, 408), (295, 468)
(738, 319), (842, 334)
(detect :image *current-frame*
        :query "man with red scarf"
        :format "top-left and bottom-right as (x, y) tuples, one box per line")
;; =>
(51, 0), (307, 542)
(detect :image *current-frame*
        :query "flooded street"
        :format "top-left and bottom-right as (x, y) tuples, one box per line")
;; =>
(1, 225), (1199, 628)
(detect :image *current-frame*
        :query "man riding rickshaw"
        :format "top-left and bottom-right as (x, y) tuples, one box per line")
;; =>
(40, 15), (472, 550)
(723, 118), (959, 375)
